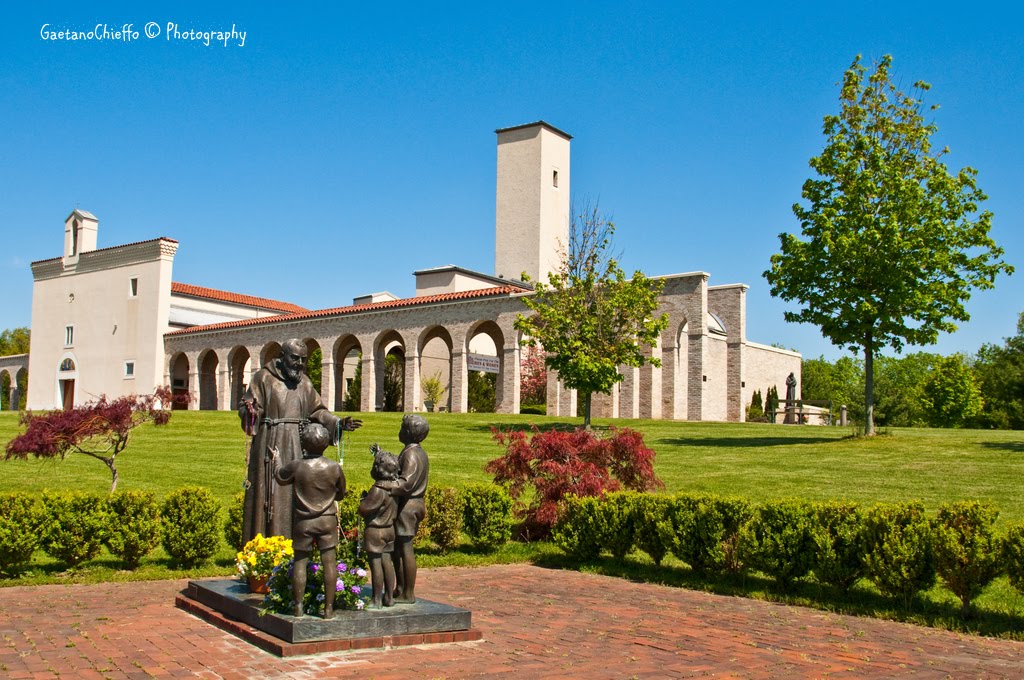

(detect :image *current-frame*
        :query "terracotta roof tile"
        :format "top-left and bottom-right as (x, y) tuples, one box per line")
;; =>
(171, 282), (309, 314)
(166, 285), (528, 336)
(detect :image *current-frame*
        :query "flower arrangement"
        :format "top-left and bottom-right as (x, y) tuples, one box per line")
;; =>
(261, 547), (370, 615)
(236, 533), (294, 580)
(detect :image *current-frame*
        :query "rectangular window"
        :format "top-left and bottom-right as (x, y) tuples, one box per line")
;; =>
(124, 361), (135, 378)
(65, 325), (74, 347)
(129, 277), (139, 297)
(552, 169), (559, 188)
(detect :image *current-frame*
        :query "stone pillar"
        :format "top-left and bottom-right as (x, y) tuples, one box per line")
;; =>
(546, 367), (561, 417)
(404, 349), (421, 412)
(218, 367), (230, 411)
(726, 342), (744, 422)
(450, 351), (468, 413)
(320, 359), (335, 411)
(687, 333), (705, 421)
(360, 351), (377, 413)
(639, 342), (662, 419)
(496, 344), (520, 414)
(618, 366), (638, 419)
(187, 367), (200, 411)
(660, 339), (678, 420)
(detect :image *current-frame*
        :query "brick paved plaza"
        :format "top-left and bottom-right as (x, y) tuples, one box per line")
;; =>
(2, 564), (1023, 678)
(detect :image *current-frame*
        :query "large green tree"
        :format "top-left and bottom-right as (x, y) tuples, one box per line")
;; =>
(972, 312), (1024, 429)
(0, 327), (30, 356)
(765, 54), (1012, 435)
(515, 203), (667, 428)
(920, 354), (983, 428)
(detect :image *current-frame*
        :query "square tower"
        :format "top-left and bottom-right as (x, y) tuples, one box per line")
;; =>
(494, 121), (571, 283)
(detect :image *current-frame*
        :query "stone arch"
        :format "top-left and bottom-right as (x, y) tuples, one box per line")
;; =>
(662, 316), (690, 420)
(169, 352), (190, 409)
(0, 369), (11, 411)
(198, 349), (220, 410)
(465, 320), (504, 413)
(260, 341), (282, 367)
(332, 335), (362, 411)
(419, 325), (453, 412)
(228, 346), (252, 410)
(374, 330), (405, 412)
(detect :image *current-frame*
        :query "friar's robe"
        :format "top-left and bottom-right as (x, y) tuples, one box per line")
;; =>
(240, 359), (339, 545)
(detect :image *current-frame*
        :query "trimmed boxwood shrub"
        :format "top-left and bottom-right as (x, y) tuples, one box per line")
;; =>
(633, 493), (673, 566)
(669, 493), (751, 574)
(424, 486), (464, 553)
(933, 501), (1000, 614)
(0, 492), (47, 575)
(552, 494), (604, 560)
(462, 483), (514, 551)
(105, 489), (161, 569)
(862, 502), (936, 607)
(740, 499), (817, 590)
(1002, 522), (1024, 595)
(41, 491), (109, 568)
(161, 487), (221, 567)
(812, 500), (866, 593)
(223, 491), (244, 552)
(600, 491), (639, 559)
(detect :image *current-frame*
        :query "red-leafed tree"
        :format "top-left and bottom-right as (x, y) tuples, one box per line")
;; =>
(486, 426), (663, 538)
(5, 387), (189, 493)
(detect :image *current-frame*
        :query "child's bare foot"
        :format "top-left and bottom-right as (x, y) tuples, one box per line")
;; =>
(292, 604), (303, 617)
(323, 605), (334, 619)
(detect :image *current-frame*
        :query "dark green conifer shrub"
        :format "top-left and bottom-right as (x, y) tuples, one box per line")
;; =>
(105, 489), (161, 569)
(160, 487), (221, 567)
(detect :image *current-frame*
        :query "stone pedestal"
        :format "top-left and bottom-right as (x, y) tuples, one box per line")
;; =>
(176, 578), (480, 657)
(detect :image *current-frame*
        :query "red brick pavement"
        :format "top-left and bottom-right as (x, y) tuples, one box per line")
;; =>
(1, 563), (1023, 678)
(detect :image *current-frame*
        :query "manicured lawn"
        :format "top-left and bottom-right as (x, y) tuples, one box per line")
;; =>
(2, 411), (1023, 522)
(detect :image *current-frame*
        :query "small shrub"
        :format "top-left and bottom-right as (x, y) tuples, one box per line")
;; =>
(933, 501), (1000, 614)
(224, 491), (244, 552)
(0, 492), (46, 575)
(739, 499), (817, 590)
(339, 483), (367, 565)
(552, 494), (604, 560)
(41, 491), (109, 568)
(1002, 522), (1024, 595)
(461, 483), (514, 551)
(519, 404), (547, 416)
(633, 493), (673, 566)
(862, 502), (936, 607)
(424, 486), (464, 552)
(161, 487), (221, 568)
(600, 491), (639, 559)
(669, 493), (751, 574)
(812, 501), (865, 593)
(105, 490), (161, 570)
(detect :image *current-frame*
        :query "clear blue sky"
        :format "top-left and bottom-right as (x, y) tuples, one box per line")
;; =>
(2, 2), (1022, 362)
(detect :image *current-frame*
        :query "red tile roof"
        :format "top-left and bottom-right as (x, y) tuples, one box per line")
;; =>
(171, 282), (308, 314)
(166, 285), (529, 336)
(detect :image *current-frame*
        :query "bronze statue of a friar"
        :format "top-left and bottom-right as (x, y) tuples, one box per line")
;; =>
(239, 338), (361, 545)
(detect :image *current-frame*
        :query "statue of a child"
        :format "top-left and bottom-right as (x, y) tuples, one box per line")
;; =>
(358, 445), (400, 609)
(272, 422), (346, 618)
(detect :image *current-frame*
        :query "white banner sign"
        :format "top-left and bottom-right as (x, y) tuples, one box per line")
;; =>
(467, 353), (500, 373)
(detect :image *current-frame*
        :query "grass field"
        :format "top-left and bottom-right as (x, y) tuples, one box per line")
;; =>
(3, 411), (1024, 637)
(2, 411), (1023, 522)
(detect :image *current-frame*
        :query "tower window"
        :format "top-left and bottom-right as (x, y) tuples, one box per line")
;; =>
(129, 277), (139, 297)
(124, 361), (135, 378)
(552, 170), (559, 188)
(65, 325), (74, 347)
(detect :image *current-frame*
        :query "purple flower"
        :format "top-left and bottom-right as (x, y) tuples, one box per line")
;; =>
(310, 564), (319, 573)
(338, 563), (347, 572)
(336, 581), (344, 592)
(350, 585), (360, 594)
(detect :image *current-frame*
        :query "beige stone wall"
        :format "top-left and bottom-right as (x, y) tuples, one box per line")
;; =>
(743, 341), (802, 418)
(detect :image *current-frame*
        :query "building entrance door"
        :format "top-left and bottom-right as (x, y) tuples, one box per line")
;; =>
(61, 379), (75, 410)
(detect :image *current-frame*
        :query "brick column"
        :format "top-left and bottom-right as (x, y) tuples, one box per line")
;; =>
(320, 359), (334, 410)
(660, 339), (678, 420)
(404, 350), (421, 412)
(450, 351), (468, 413)
(639, 342), (662, 419)
(687, 333), (705, 421)
(618, 366), (638, 419)
(727, 342), (744, 422)
(360, 351), (377, 413)
(218, 367), (230, 411)
(496, 344), (520, 414)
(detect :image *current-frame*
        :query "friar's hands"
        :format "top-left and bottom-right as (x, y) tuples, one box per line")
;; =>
(341, 416), (363, 432)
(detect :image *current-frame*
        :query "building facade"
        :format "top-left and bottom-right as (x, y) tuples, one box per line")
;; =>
(18, 121), (800, 419)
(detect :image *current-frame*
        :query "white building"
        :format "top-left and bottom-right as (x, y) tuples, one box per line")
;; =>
(14, 121), (800, 419)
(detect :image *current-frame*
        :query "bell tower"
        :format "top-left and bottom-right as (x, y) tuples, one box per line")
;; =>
(494, 121), (571, 283)
(63, 209), (99, 266)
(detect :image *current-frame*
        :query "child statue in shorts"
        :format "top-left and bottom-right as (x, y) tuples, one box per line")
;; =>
(358, 446), (401, 609)
(273, 422), (346, 618)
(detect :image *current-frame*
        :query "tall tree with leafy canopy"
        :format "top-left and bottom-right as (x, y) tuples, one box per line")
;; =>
(765, 54), (1012, 435)
(515, 203), (668, 428)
